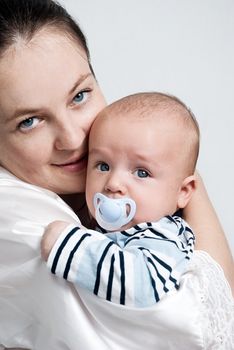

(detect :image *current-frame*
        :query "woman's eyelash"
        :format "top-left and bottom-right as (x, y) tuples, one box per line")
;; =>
(72, 89), (92, 105)
(18, 116), (40, 131)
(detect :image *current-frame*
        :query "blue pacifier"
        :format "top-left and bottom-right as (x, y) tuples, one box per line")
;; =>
(93, 193), (136, 231)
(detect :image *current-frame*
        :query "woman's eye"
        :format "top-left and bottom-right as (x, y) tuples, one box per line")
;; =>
(97, 162), (109, 172)
(73, 90), (89, 105)
(18, 117), (40, 131)
(134, 169), (149, 178)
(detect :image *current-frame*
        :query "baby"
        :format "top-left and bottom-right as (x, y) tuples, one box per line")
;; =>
(41, 92), (199, 307)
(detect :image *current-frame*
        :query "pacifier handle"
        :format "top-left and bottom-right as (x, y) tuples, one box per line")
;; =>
(120, 198), (136, 223)
(93, 193), (136, 231)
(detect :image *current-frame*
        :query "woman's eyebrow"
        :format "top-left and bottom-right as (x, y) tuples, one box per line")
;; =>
(68, 73), (92, 95)
(6, 73), (93, 122)
(6, 107), (41, 122)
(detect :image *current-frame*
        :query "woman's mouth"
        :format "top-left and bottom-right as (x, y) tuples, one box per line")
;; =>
(53, 154), (88, 173)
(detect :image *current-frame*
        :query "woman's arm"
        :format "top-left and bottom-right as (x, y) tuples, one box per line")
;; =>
(0, 169), (96, 349)
(183, 172), (234, 294)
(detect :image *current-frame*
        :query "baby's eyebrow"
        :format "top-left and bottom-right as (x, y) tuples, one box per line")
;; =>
(88, 148), (103, 156)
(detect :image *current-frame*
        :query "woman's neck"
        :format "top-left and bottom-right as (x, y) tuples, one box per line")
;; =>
(60, 193), (92, 227)
(60, 192), (85, 212)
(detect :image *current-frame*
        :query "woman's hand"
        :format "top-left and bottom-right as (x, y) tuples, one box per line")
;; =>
(41, 220), (70, 261)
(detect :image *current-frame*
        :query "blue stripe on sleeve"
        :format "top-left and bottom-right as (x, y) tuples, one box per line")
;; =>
(51, 226), (79, 274)
(119, 251), (126, 305)
(63, 233), (91, 279)
(94, 241), (115, 295)
(106, 254), (115, 301)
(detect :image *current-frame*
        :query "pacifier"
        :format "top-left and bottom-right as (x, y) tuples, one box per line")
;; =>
(93, 193), (136, 231)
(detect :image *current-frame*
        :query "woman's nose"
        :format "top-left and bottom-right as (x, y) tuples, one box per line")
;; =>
(54, 117), (86, 151)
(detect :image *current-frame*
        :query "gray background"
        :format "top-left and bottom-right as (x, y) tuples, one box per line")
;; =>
(60, 0), (234, 254)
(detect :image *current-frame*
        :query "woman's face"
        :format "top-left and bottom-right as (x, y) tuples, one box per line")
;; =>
(0, 30), (106, 194)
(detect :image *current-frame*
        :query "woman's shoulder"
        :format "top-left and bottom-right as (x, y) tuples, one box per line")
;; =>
(186, 250), (234, 349)
(0, 166), (80, 225)
(0, 165), (57, 197)
(188, 250), (233, 299)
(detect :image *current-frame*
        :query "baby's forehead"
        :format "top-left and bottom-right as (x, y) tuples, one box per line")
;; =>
(91, 110), (187, 148)
(97, 106), (184, 128)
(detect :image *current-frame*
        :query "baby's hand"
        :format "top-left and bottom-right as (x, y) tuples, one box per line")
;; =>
(41, 220), (70, 261)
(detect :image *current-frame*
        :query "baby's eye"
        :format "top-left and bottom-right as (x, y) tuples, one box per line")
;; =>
(18, 117), (40, 131)
(134, 169), (150, 178)
(73, 90), (89, 104)
(97, 162), (110, 172)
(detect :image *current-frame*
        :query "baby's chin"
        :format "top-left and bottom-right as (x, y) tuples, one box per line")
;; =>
(119, 216), (165, 230)
(118, 220), (138, 231)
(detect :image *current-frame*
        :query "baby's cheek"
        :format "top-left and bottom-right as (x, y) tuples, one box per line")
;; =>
(86, 194), (95, 220)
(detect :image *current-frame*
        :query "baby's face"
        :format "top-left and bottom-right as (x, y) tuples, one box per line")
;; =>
(86, 112), (190, 228)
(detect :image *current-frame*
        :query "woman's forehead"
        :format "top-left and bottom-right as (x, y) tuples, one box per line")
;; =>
(2, 28), (87, 60)
(0, 31), (91, 120)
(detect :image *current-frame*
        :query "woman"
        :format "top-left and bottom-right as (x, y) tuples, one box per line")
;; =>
(0, 1), (233, 349)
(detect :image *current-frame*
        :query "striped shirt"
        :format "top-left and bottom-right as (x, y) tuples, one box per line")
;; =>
(47, 215), (195, 307)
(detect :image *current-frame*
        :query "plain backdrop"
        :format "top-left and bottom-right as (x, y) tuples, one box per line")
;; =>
(60, 0), (234, 254)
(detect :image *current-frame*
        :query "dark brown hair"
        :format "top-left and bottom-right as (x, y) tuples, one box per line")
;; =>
(0, 0), (93, 72)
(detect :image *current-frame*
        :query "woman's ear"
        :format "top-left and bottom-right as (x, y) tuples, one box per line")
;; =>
(177, 175), (196, 209)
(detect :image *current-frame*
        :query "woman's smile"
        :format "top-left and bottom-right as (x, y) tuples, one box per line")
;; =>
(53, 153), (88, 173)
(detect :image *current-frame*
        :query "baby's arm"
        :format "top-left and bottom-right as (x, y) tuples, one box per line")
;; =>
(41, 219), (193, 307)
(41, 221), (77, 261)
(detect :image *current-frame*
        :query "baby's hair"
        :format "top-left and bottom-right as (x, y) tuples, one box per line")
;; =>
(0, 0), (93, 72)
(101, 92), (200, 174)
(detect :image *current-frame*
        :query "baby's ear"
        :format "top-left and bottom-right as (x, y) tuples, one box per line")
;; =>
(177, 175), (196, 209)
